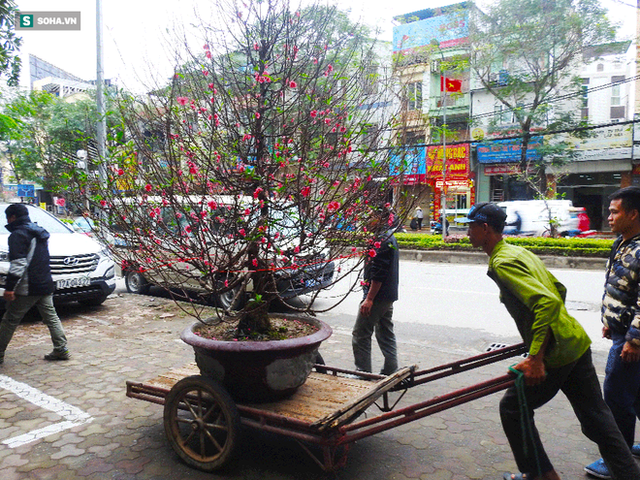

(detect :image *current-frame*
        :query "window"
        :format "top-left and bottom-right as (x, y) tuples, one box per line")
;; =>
(361, 66), (378, 95)
(494, 105), (512, 124)
(581, 78), (589, 120)
(361, 124), (379, 149)
(402, 130), (424, 147)
(406, 81), (422, 111)
(611, 76), (624, 106)
(597, 63), (604, 72)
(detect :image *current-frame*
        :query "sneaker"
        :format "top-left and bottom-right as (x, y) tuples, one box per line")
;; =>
(584, 458), (611, 479)
(44, 349), (70, 361)
(632, 444), (640, 458)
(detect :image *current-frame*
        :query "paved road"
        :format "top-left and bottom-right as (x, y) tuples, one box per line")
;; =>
(0, 260), (626, 480)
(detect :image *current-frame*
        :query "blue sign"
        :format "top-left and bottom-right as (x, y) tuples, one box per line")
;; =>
(16, 184), (35, 197)
(477, 137), (543, 164)
(393, 10), (469, 53)
(389, 146), (426, 184)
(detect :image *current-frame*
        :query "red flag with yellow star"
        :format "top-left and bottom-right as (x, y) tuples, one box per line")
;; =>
(441, 77), (462, 92)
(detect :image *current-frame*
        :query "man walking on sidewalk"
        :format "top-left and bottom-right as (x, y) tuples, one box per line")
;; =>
(0, 204), (70, 364)
(463, 202), (640, 480)
(585, 186), (640, 479)
(352, 209), (399, 376)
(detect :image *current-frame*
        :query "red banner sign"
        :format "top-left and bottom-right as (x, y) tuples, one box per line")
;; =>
(427, 144), (470, 181)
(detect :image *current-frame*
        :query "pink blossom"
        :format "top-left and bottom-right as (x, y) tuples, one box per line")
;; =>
(368, 249), (377, 258)
(327, 201), (340, 212)
(202, 70), (209, 76)
(255, 112), (261, 119)
(289, 80), (297, 88)
(300, 186), (311, 197)
(117, 169), (124, 176)
(208, 83), (215, 90)
(310, 110), (317, 118)
(145, 184), (152, 192)
(176, 97), (189, 105)
(206, 51), (212, 59)
(324, 118), (331, 125)
(253, 187), (263, 199)
(294, 246), (300, 253)
(100, 200), (107, 207)
(374, 241), (381, 249)
(238, 228), (246, 237)
(252, 258), (258, 267)
(254, 42), (260, 50)
(207, 200), (217, 210)
(184, 225), (192, 234)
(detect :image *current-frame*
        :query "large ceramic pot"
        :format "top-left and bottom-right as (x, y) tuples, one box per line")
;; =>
(181, 314), (332, 402)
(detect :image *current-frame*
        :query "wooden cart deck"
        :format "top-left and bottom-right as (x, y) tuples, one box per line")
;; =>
(126, 363), (413, 430)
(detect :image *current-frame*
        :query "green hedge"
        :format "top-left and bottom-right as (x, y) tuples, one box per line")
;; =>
(395, 233), (614, 258)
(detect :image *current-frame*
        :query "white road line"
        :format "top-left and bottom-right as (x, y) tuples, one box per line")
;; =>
(0, 375), (93, 448)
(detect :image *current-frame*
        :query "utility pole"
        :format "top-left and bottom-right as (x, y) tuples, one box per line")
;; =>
(96, 0), (107, 183)
(431, 39), (447, 240)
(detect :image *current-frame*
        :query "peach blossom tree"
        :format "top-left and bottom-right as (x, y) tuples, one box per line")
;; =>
(63, 0), (420, 337)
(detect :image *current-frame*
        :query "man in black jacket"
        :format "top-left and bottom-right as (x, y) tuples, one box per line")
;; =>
(0, 204), (69, 364)
(352, 210), (399, 375)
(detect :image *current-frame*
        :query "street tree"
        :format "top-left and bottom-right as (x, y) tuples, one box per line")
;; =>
(0, 90), (54, 185)
(62, 0), (416, 337)
(470, 0), (616, 207)
(0, 0), (21, 87)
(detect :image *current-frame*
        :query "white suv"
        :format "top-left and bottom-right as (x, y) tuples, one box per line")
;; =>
(0, 204), (116, 306)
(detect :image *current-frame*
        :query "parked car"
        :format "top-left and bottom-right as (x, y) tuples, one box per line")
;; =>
(116, 196), (335, 309)
(0, 204), (116, 306)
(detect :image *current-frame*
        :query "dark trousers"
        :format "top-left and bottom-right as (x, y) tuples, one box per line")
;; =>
(500, 349), (640, 479)
(604, 332), (640, 447)
(352, 300), (397, 375)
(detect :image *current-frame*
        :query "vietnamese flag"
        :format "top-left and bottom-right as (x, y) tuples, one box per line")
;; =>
(441, 77), (462, 92)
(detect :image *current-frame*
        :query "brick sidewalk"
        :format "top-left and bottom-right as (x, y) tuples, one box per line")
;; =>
(0, 293), (623, 480)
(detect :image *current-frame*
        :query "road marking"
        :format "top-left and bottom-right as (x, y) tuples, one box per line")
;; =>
(0, 375), (93, 448)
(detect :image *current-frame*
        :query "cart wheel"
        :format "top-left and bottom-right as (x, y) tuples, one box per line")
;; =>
(163, 375), (241, 472)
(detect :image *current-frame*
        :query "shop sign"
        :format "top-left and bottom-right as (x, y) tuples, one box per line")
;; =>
(426, 143), (470, 181)
(477, 137), (543, 164)
(393, 10), (469, 54)
(389, 146), (426, 185)
(484, 164), (521, 175)
(570, 125), (631, 150)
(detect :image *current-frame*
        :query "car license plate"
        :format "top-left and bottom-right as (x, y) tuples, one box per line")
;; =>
(56, 276), (91, 290)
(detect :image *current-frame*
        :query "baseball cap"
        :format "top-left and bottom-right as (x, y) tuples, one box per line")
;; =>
(459, 202), (507, 229)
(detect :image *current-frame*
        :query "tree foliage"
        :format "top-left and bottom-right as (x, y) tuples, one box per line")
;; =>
(0, 0), (22, 86)
(63, 0), (417, 336)
(0, 89), (121, 193)
(470, 0), (616, 201)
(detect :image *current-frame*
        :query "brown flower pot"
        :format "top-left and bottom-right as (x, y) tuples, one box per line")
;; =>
(181, 314), (332, 402)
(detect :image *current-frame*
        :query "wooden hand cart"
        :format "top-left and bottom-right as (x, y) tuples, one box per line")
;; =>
(125, 343), (526, 472)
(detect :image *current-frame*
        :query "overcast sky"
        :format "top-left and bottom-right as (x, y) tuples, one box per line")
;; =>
(13, 0), (638, 93)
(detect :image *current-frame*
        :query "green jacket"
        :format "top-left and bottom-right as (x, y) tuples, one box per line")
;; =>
(488, 240), (591, 368)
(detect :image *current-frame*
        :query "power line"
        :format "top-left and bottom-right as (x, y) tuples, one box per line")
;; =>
(469, 73), (640, 121)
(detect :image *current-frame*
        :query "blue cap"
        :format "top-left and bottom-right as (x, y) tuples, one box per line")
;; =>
(459, 202), (507, 229)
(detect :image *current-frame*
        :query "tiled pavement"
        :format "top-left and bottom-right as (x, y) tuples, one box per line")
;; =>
(0, 293), (630, 480)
